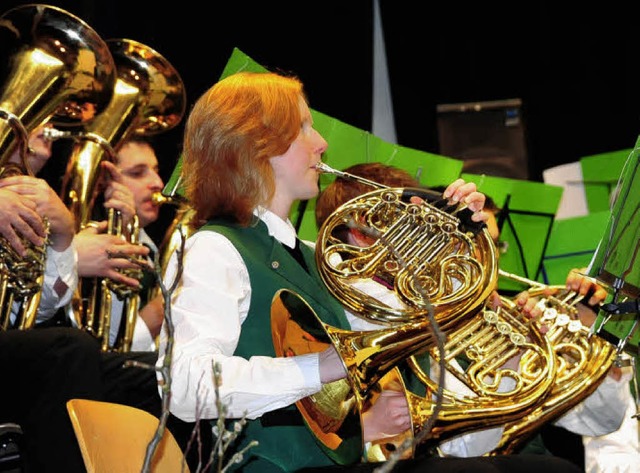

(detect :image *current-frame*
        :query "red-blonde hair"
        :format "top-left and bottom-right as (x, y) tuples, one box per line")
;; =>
(182, 71), (305, 226)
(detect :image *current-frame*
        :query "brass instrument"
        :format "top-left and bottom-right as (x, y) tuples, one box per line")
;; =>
(486, 270), (618, 454)
(401, 295), (557, 453)
(57, 38), (186, 351)
(152, 191), (194, 296)
(0, 4), (115, 330)
(314, 162), (498, 325)
(271, 162), (530, 463)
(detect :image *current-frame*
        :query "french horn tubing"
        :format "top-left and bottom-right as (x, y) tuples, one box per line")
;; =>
(0, 4), (115, 330)
(486, 270), (619, 454)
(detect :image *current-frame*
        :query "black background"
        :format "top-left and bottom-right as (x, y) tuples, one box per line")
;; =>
(4, 0), (640, 244)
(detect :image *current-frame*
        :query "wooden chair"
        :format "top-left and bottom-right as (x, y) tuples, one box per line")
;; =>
(66, 399), (190, 473)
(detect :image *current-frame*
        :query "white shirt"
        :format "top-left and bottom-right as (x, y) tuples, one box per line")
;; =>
(109, 229), (157, 351)
(157, 207), (503, 458)
(582, 354), (639, 473)
(582, 369), (640, 473)
(11, 244), (78, 325)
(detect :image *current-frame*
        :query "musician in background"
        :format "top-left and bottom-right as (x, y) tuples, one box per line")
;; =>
(157, 70), (581, 473)
(315, 161), (632, 467)
(71, 137), (165, 351)
(0, 123), (77, 323)
(0, 126), (159, 472)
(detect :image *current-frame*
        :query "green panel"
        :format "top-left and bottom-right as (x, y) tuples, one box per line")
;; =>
(462, 173), (563, 292)
(580, 147), (633, 214)
(220, 47), (268, 77)
(540, 211), (611, 285)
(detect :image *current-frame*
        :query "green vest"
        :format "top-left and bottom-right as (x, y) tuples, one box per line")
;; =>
(200, 219), (351, 472)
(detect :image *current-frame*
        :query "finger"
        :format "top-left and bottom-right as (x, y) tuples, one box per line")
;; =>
(0, 224), (26, 255)
(105, 270), (141, 288)
(589, 286), (608, 306)
(448, 181), (478, 204)
(81, 220), (108, 234)
(488, 290), (502, 310)
(462, 191), (486, 212)
(442, 178), (465, 201)
(110, 242), (150, 258)
(101, 160), (123, 183)
(471, 209), (490, 223)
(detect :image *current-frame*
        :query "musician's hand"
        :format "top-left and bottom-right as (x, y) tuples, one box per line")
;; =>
(102, 161), (136, 229)
(566, 267), (608, 307)
(0, 186), (46, 255)
(74, 224), (149, 286)
(362, 389), (411, 442)
(565, 267), (608, 327)
(0, 175), (74, 251)
(513, 290), (548, 332)
(443, 178), (489, 223)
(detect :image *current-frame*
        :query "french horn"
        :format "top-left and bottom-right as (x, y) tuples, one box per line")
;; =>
(271, 162), (558, 462)
(485, 270), (618, 454)
(54, 38), (186, 351)
(0, 4), (115, 330)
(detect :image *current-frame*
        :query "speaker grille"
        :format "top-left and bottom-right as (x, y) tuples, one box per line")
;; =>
(437, 99), (529, 180)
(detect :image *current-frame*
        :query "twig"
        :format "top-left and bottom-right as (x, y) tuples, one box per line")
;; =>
(346, 219), (448, 473)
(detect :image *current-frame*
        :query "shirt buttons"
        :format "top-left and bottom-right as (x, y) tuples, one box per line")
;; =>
(271, 260), (280, 269)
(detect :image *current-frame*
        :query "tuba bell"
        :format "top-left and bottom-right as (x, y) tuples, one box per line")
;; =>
(55, 38), (186, 352)
(0, 3), (115, 330)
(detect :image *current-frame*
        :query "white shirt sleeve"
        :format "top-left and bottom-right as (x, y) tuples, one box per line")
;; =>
(554, 367), (633, 436)
(36, 244), (78, 323)
(131, 315), (156, 352)
(582, 378), (639, 473)
(157, 231), (322, 423)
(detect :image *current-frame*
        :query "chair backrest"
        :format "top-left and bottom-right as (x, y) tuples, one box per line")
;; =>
(66, 398), (190, 473)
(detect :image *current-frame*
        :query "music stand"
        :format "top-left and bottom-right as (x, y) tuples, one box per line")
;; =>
(588, 143), (640, 356)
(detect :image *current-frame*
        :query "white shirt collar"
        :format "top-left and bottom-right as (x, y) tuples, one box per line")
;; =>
(254, 206), (297, 249)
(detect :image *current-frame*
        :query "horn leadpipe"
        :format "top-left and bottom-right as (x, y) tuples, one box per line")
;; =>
(314, 161), (469, 218)
(314, 161), (388, 190)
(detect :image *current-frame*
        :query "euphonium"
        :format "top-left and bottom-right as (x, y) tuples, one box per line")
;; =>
(0, 4), (115, 330)
(57, 38), (186, 352)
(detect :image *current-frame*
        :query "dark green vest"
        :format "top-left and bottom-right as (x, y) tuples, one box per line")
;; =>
(200, 219), (350, 472)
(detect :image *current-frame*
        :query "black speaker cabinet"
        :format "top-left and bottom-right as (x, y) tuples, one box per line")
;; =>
(436, 98), (529, 180)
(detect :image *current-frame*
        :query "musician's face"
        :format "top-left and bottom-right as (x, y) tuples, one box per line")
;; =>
(269, 98), (328, 209)
(116, 141), (163, 227)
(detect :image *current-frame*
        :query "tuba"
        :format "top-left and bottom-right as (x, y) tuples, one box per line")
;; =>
(55, 38), (186, 352)
(271, 162), (558, 462)
(0, 4), (115, 330)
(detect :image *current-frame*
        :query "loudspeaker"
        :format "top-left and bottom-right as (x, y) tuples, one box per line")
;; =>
(436, 98), (529, 180)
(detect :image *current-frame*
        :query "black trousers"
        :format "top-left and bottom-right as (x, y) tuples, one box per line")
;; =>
(296, 454), (584, 473)
(0, 327), (160, 473)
